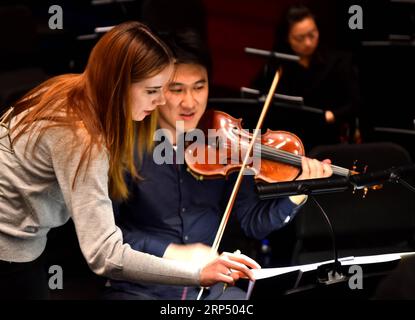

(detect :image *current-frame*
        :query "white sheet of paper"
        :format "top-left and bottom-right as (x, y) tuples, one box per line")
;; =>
(252, 252), (415, 280)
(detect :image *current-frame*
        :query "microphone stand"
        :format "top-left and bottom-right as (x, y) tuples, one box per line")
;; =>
(259, 178), (347, 284)
(309, 196), (345, 284)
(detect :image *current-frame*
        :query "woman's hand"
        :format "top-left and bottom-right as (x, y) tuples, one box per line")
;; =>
(199, 252), (260, 287)
(289, 157), (333, 205)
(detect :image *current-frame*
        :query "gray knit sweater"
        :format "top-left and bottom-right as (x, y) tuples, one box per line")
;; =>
(0, 110), (200, 286)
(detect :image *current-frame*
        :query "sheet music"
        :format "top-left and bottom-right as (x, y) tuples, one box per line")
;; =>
(245, 280), (256, 300)
(252, 252), (415, 280)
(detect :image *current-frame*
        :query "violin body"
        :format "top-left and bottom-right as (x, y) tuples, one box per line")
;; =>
(185, 110), (305, 183)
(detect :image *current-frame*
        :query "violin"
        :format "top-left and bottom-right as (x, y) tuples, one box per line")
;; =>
(185, 109), (353, 183)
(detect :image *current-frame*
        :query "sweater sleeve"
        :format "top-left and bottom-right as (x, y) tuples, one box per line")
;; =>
(48, 126), (200, 286)
(228, 174), (303, 239)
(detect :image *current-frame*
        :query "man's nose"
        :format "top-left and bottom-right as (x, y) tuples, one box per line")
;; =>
(181, 90), (196, 108)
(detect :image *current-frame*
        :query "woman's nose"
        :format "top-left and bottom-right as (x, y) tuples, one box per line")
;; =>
(156, 92), (166, 106)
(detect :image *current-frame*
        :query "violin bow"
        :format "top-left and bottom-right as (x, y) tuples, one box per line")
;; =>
(197, 68), (282, 300)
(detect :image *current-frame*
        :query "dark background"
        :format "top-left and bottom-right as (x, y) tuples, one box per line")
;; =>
(1, 0), (414, 153)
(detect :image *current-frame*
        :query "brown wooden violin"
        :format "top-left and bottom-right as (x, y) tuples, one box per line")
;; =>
(185, 109), (354, 183)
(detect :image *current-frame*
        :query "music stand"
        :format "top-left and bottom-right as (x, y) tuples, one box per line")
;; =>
(248, 253), (413, 300)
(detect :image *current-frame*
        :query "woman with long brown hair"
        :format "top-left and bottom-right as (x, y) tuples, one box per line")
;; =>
(0, 21), (258, 299)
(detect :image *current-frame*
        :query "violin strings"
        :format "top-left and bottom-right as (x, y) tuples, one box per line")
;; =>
(223, 143), (350, 176)
(219, 141), (303, 167)
(257, 144), (350, 176)
(262, 144), (350, 176)
(262, 145), (350, 176)
(259, 146), (349, 176)
(219, 140), (302, 163)
(217, 141), (350, 176)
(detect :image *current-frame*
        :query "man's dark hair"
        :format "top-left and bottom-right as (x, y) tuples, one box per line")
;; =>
(159, 29), (212, 77)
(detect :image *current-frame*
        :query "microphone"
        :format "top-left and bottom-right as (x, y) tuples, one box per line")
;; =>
(349, 164), (415, 195)
(256, 176), (350, 200)
(256, 164), (415, 199)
